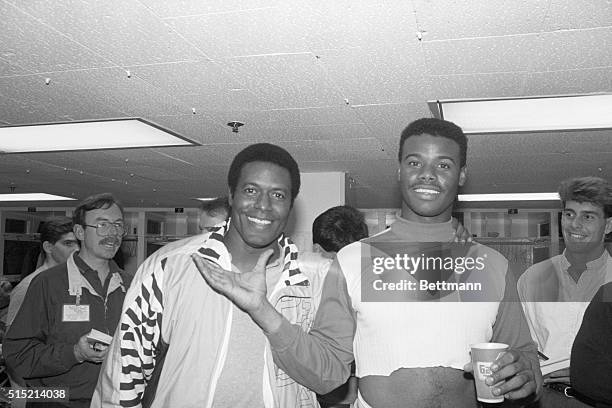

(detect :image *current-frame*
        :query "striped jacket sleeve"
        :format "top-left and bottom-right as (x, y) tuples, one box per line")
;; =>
(92, 255), (166, 408)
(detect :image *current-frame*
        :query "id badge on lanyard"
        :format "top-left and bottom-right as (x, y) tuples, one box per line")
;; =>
(62, 294), (90, 322)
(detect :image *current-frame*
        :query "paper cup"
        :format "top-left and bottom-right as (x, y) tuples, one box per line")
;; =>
(470, 342), (509, 403)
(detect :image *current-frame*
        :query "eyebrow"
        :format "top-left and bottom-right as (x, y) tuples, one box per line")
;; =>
(404, 153), (457, 163)
(242, 181), (290, 192)
(93, 217), (124, 222)
(563, 209), (601, 216)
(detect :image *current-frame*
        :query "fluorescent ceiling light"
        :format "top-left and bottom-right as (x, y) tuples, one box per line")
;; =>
(196, 198), (217, 201)
(458, 193), (560, 202)
(432, 94), (612, 133)
(0, 118), (198, 153)
(0, 193), (76, 201)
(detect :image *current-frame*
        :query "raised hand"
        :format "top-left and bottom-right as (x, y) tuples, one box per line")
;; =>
(191, 249), (274, 313)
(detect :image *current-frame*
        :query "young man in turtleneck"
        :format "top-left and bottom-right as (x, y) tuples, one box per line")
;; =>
(518, 176), (612, 407)
(197, 118), (542, 408)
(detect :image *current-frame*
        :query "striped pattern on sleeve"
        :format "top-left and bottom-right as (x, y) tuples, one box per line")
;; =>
(118, 257), (166, 407)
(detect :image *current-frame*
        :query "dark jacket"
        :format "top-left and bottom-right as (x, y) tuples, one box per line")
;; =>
(3, 252), (131, 405)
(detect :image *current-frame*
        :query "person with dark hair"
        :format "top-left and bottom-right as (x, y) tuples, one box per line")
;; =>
(311, 205), (367, 408)
(518, 177), (612, 407)
(93, 143), (332, 408)
(312, 205), (369, 257)
(4, 193), (132, 408)
(6, 216), (79, 328)
(198, 196), (230, 233)
(195, 118), (541, 408)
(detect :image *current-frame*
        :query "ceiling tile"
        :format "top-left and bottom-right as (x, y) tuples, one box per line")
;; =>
(224, 53), (344, 108)
(423, 34), (536, 75)
(318, 46), (430, 105)
(415, 0), (550, 41)
(126, 61), (236, 97)
(10, 0), (203, 66)
(140, 0), (282, 18)
(354, 103), (435, 144)
(543, 0), (612, 31)
(304, 0), (418, 51)
(427, 72), (530, 100)
(165, 5), (311, 60)
(148, 115), (227, 145)
(49, 68), (192, 117)
(1, 2), (112, 72)
(0, 74), (126, 124)
(521, 67), (612, 95)
(528, 28), (612, 71)
(0, 57), (31, 76)
(267, 106), (363, 128)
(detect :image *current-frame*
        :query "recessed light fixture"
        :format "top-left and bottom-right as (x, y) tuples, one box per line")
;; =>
(0, 193), (77, 201)
(458, 193), (560, 202)
(0, 118), (199, 153)
(430, 94), (612, 134)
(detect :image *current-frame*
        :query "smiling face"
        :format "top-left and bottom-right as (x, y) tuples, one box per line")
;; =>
(399, 133), (466, 223)
(561, 200), (612, 257)
(74, 203), (124, 261)
(226, 161), (292, 250)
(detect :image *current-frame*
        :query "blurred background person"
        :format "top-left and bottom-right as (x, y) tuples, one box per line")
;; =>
(6, 216), (78, 328)
(312, 205), (368, 408)
(312, 205), (369, 259)
(198, 196), (230, 233)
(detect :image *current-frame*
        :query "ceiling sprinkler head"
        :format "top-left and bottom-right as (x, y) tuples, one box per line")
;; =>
(227, 121), (244, 133)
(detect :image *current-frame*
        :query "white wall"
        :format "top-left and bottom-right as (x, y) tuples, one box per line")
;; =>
(285, 172), (346, 251)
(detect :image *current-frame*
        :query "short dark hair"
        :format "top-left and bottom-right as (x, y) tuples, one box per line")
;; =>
(558, 177), (612, 217)
(72, 193), (124, 226)
(38, 216), (74, 262)
(312, 205), (369, 253)
(227, 143), (301, 204)
(39, 216), (74, 244)
(200, 196), (230, 218)
(398, 118), (467, 167)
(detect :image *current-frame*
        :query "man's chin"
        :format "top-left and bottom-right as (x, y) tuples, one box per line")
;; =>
(244, 235), (280, 249)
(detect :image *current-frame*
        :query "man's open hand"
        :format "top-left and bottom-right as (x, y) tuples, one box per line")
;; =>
(191, 249), (274, 313)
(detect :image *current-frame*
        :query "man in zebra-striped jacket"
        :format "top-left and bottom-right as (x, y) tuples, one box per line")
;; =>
(92, 143), (340, 408)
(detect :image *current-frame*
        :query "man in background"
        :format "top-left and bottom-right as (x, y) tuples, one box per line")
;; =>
(312, 205), (368, 408)
(6, 216), (79, 328)
(4, 193), (131, 408)
(518, 176), (612, 407)
(198, 196), (230, 233)
(312, 205), (369, 259)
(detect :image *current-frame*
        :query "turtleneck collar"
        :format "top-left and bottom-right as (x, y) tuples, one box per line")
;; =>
(390, 214), (456, 242)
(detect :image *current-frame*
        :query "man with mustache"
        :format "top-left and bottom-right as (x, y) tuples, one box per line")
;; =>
(518, 177), (612, 407)
(4, 193), (131, 408)
(197, 118), (542, 407)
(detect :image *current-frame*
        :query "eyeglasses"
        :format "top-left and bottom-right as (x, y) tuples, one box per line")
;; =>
(84, 221), (127, 237)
